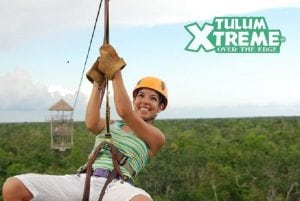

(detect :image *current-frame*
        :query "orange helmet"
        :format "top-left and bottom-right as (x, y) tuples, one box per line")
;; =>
(133, 76), (168, 110)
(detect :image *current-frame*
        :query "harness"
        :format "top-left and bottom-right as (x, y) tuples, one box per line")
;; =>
(80, 134), (134, 201)
(80, 0), (133, 200)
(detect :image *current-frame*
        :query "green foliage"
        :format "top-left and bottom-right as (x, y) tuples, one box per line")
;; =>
(1, 118), (300, 201)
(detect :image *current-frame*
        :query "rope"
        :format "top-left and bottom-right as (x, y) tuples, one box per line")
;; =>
(103, 0), (109, 44)
(105, 79), (111, 139)
(71, 0), (104, 119)
(103, 0), (111, 139)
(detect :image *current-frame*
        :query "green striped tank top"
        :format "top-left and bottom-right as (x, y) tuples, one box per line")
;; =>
(89, 120), (150, 179)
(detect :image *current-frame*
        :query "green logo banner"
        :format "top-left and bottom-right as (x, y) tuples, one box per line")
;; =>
(185, 17), (286, 53)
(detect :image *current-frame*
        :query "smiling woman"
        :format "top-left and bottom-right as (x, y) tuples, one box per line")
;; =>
(2, 44), (169, 201)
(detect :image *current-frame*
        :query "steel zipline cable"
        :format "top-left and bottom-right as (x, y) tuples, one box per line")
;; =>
(71, 0), (104, 119)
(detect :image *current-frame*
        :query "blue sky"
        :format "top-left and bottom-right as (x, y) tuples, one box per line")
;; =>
(0, 0), (300, 122)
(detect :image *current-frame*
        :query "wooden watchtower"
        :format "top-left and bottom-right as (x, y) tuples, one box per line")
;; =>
(48, 99), (74, 151)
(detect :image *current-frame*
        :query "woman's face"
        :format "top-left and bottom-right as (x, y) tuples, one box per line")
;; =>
(133, 88), (164, 120)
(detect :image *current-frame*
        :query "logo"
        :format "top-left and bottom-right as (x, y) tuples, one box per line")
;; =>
(184, 17), (286, 53)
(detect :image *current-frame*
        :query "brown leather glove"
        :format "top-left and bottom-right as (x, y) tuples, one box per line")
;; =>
(98, 44), (126, 80)
(86, 57), (106, 86)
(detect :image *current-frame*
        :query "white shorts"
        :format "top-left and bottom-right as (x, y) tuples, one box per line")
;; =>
(15, 173), (152, 201)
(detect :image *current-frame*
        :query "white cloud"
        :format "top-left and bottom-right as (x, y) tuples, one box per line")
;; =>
(0, 0), (96, 49)
(1, 67), (300, 122)
(1, 0), (299, 49)
(112, 0), (300, 26)
(0, 69), (50, 110)
(0, 1), (300, 122)
(0, 69), (88, 121)
(48, 85), (76, 97)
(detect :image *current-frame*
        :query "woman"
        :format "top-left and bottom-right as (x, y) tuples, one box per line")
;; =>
(2, 45), (168, 201)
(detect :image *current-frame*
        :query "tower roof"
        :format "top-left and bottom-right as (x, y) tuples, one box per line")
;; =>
(49, 99), (73, 111)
